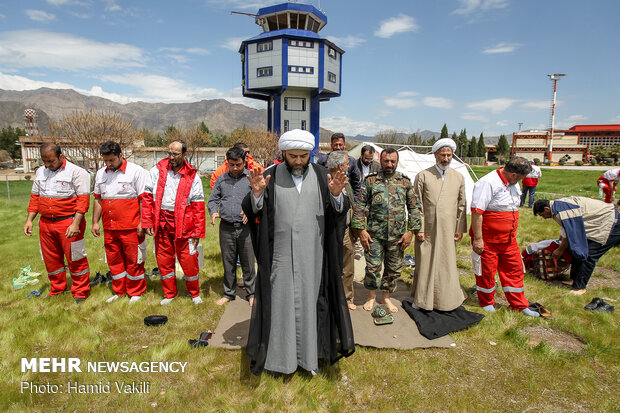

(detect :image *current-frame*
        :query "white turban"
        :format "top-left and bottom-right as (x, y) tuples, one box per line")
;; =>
(278, 129), (315, 151)
(432, 138), (457, 153)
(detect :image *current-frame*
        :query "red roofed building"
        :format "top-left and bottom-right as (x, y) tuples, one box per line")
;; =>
(510, 124), (620, 164)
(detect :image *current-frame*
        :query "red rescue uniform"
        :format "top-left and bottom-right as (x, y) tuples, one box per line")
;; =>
(470, 169), (530, 311)
(27, 159), (91, 298)
(94, 159), (149, 297)
(142, 158), (205, 298)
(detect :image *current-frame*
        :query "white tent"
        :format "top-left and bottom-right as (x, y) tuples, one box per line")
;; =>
(348, 142), (477, 213)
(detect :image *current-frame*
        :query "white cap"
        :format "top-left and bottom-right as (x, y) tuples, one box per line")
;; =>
(278, 129), (315, 151)
(432, 138), (457, 153)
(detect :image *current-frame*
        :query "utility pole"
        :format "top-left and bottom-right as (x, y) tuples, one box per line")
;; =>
(547, 74), (566, 162)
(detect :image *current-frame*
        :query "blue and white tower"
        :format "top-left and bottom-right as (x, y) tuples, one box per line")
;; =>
(239, 2), (344, 152)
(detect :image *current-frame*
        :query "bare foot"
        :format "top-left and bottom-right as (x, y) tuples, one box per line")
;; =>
(363, 298), (375, 311)
(216, 297), (231, 306)
(249, 297), (255, 307)
(382, 296), (399, 313)
(569, 289), (587, 296)
(347, 302), (357, 311)
(561, 280), (573, 286)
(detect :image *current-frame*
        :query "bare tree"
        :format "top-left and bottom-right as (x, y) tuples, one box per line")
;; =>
(229, 126), (279, 166)
(50, 110), (134, 172)
(375, 129), (405, 144)
(163, 125), (211, 170)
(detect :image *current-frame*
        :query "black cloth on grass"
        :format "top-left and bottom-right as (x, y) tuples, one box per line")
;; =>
(402, 301), (484, 340)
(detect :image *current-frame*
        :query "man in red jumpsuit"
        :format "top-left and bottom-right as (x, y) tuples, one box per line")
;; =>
(597, 168), (619, 204)
(92, 141), (149, 304)
(24, 143), (91, 303)
(143, 140), (206, 305)
(470, 157), (541, 317)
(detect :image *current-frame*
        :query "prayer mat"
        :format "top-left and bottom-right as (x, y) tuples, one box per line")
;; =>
(210, 280), (455, 349)
(402, 301), (485, 340)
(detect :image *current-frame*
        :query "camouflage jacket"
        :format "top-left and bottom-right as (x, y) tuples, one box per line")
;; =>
(351, 170), (422, 241)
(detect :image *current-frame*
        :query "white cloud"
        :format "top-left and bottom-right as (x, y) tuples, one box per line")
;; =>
(466, 98), (517, 113)
(556, 115), (587, 129)
(326, 35), (366, 49)
(0, 13), (5, 20)
(609, 115), (620, 123)
(461, 113), (490, 123)
(0, 30), (145, 71)
(385, 98), (417, 109)
(46, 0), (88, 6)
(521, 100), (549, 110)
(104, 0), (122, 12)
(482, 42), (522, 54)
(452, 0), (509, 15)
(397, 91), (420, 97)
(207, 0), (274, 11)
(26, 10), (57, 23)
(0, 71), (75, 91)
(321, 116), (394, 137)
(375, 14), (419, 38)
(422, 97), (454, 109)
(496, 120), (509, 127)
(221, 37), (246, 52)
(71, 12), (92, 19)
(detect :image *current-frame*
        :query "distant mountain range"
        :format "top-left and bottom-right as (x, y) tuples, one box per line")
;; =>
(0, 87), (503, 145)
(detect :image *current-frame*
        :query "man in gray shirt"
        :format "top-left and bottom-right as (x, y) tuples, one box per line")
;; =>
(208, 146), (256, 306)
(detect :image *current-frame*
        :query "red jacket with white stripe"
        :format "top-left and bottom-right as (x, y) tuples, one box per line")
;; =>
(93, 159), (148, 230)
(142, 158), (205, 239)
(470, 168), (521, 243)
(27, 159), (90, 217)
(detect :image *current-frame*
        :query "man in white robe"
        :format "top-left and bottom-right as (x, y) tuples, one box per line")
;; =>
(411, 138), (467, 311)
(242, 129), (355, 375)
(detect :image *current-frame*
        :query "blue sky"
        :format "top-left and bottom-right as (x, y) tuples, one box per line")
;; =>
(1, 0), (619, 137)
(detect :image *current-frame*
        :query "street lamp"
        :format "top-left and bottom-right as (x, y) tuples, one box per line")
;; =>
(547, 73), (566, 162)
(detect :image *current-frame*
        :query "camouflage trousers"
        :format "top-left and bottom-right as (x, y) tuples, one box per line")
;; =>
(363, 236), (404, 292)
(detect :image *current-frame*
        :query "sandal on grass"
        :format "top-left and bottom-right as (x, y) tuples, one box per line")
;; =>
(529, 302), (553, 319)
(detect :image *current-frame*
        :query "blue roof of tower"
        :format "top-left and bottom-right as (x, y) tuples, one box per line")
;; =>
(257, 3), (327, 23)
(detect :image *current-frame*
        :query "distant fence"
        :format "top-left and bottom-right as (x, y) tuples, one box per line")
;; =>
(0, 175), (33, 200)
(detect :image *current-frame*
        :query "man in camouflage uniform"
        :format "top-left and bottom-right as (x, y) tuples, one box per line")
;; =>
(351, 147), (422, 313)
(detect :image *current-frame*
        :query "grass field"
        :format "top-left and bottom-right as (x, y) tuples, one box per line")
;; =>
(1, 169), (619, 412)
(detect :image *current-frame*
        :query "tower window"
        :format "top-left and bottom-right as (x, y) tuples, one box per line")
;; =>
(257, 41), (273, 52)
(328, 72), (336, 83)
(328, 47), (337, 59)
(288, 66), (314, 74)
(301, 120), (306, 131)
(283, 120), (290, 132)
(284, 97), (306, 111)
(290, 40), (314, 48)
(257, 66), (273, 77)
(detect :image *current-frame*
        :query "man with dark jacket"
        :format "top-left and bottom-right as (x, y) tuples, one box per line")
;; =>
(316, 133), (361, 196)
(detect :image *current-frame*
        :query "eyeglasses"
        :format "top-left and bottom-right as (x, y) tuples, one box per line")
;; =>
(168, 152), (182, 157)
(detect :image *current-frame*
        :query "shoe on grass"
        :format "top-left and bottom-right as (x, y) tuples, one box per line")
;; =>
(160, 297), (176, 305)
(75, 297), (86, 304)
(129, 295), (141, 304)
(192, 296), (203, 305)
(106, 295), (120, 303)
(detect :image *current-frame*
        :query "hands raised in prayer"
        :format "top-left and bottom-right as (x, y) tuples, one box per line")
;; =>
(247, 165), (271, 198)
(327, 168), (348, 197)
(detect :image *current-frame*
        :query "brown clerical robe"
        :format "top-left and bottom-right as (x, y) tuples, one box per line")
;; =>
(412, 166), (467, 311)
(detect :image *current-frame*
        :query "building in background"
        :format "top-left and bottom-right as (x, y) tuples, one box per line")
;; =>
(239, 2), (344, 155)
(511, 125), (620, 163)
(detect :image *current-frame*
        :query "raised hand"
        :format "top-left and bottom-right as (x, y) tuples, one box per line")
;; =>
(246, 165), (271, 198)
(327, 168), (348, 197)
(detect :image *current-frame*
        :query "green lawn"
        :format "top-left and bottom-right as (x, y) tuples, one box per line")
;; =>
(1, 174), (619, 412)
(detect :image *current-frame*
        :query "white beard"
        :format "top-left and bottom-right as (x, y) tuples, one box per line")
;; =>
(436, 162), (450, 171)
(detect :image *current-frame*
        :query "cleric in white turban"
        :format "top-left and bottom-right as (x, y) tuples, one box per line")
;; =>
(241, 126), (354, 376)
(278, 129), (316, 151)
(431, 138), (457, 154)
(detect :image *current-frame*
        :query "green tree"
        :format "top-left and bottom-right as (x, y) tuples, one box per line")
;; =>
(440, 123), (449, 140)
(478, 133), (487, 161)
(0, 126), (24, 159)
(198, 121), (209, 134)
(456, 129), (468, 158)
(407, 131), (423, 147)
(496, 134), (510, 160)
(468, 136), (478, 157)
(136, 128), (166, 147)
